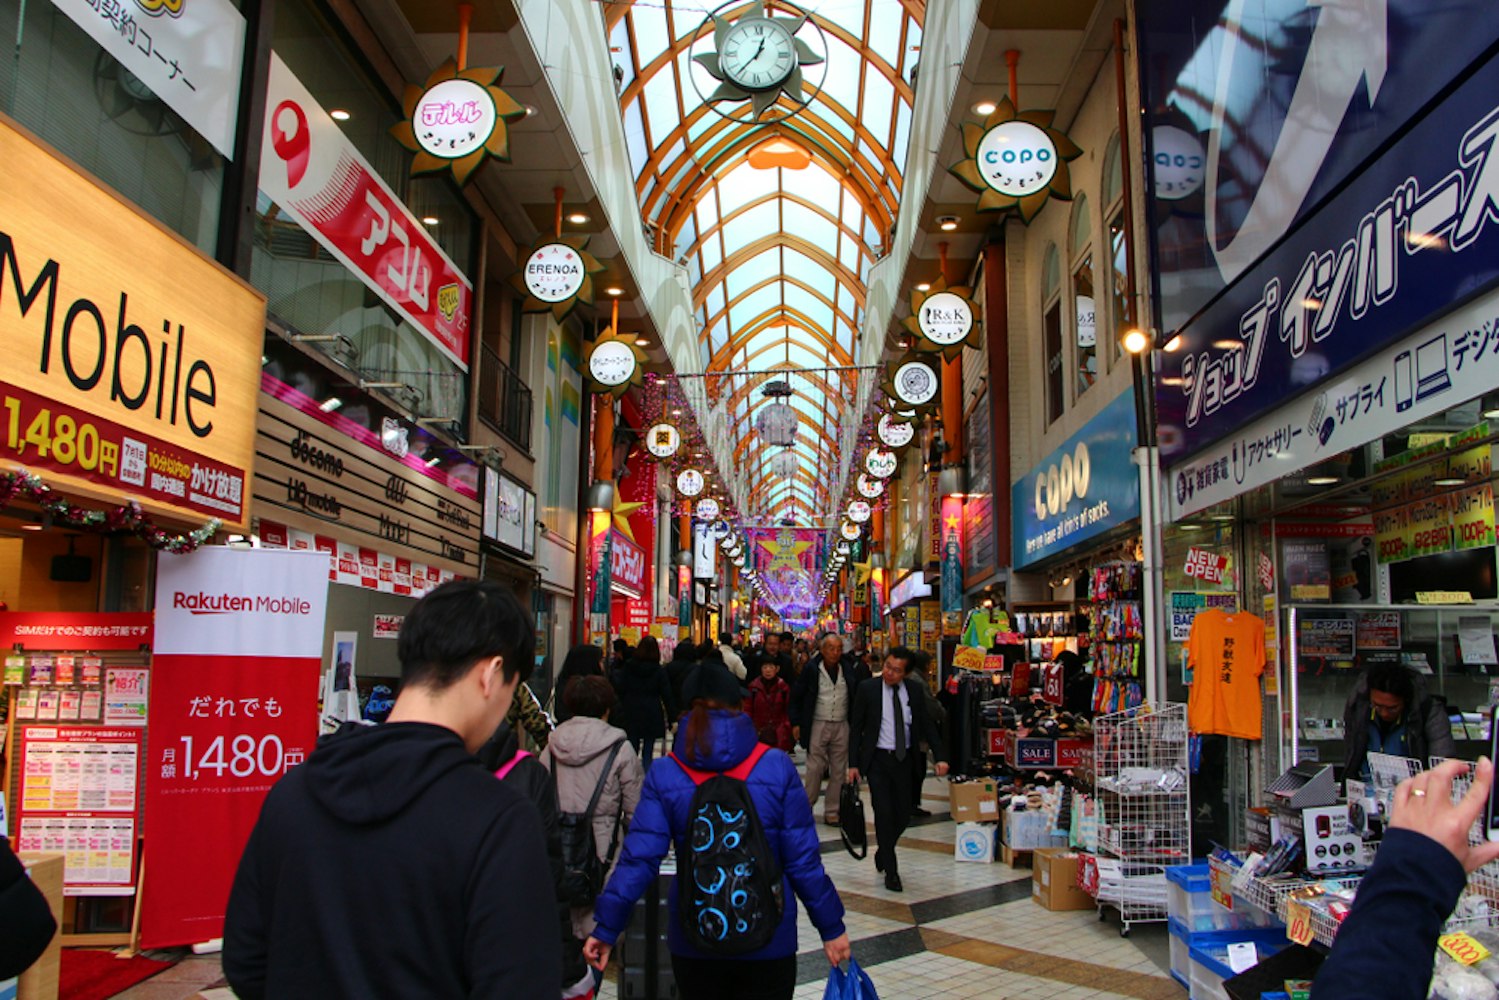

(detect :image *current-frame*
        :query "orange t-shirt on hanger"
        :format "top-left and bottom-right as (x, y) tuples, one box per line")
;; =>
(1186, 608), (1267, 739)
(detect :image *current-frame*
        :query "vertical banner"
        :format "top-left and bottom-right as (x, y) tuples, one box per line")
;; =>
(322, 631), (360, 732)
(678, 565), (693, 634)
(141, 548), (328, 948)
(940, 496), (964, 636)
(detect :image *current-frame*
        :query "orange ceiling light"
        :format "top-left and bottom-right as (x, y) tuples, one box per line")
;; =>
(746, 136), (813, 171)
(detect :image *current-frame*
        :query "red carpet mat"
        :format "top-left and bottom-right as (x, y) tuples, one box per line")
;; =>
(59, 949), (173, 1000)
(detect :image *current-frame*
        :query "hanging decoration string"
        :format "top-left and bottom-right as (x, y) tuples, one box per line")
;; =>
(0, 471), (220, 553)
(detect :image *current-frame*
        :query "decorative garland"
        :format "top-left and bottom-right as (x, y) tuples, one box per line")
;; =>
(0, 471), (221, 553)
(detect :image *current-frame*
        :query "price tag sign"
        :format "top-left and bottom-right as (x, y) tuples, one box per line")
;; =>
(1440, 932), (1491, 966)
(1286, 901), (1315, 946)
(1226, 941), (1258, 974)
(1209, 863), (1235, 911)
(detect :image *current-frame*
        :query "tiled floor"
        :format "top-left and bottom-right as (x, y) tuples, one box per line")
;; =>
(109, 776), (1178, 999)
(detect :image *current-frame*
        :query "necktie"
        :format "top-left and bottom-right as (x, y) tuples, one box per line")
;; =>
(892, 683), (906, 761)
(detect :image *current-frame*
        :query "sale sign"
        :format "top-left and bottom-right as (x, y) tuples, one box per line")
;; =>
(140, 547), (327, 948)
(1183, 546), (1228, 584)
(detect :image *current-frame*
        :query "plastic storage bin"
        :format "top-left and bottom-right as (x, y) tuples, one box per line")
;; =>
(1188, 938), (1286, 1000)
(1166, 863), (1278, 931)
(1168, 918), (1287, 988)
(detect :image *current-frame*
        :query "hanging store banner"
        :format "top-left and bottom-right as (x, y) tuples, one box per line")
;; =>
(141, 547), (327, 948)
(940, 496), (963, 619)
(693, 522), (717, 580)
(1454, 485), (1496, 551)
(0, 117), (264, 528)
(964, 391), (997, 588)
(610, 528), (646, 598)
(260, 54), (473, 370)
(1148, 20), (1499, 468)
(0, 613), (153, 651)
(50, 0), (246, 158)
(1013, 388), (1139, 568)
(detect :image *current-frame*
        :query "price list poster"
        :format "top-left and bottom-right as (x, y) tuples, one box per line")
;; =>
(141, 547), (327, 948)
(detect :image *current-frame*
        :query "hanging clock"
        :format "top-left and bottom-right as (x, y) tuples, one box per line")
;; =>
(865, 448), (897, 478)
(857, 473), (886, 498)
(691, 1), (827, 124)
(645, 422), (682, 460)
(695, 498), (721, 521)
(846, 500), (871, 523)
(877, 413), (914, 451)
(677, 469), (706, 497)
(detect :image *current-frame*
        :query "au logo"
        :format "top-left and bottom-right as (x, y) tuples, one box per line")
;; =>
(134, 0), (184, 17)
(436, 283), (461, 324)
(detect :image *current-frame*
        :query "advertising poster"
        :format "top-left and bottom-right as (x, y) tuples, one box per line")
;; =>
(1281, 540), (1331, 600)
(1407, 496), (1454, 559)
(104, 669), (149, 726)
(141, 547), (328, 948)
(1169, 592), (1239, 642)
(322, 631), (360, 730)
(1299, 618), (1357, 659)
(1356, 612), (1402, 650)
(1453, 485), (1496, 551)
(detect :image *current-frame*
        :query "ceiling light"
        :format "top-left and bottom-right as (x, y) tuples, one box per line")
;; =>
(1300, 297), (1323, 311)
(1305, 476), (1340, 486)
(635, 337), (649, 347)
(972, 100), (998, 116)
(567, 212), (590, 225)
(937, 215), (959, 231)
(426, 455), (443, 468)
(329, 109), (351, 121)
(606, 287), (624, 296)
(1433, 478), (1467, 487)
(1407, 231), (1445, 250)
(20, 523), (42, 531)
(421, 216), (439, 226)
(319, 397), (343, 412)
(1483, 408), (1499, 420)
(523, 105), (538, 118)
(916, 282), (930, 292)
(1211, 339), (1243, 351)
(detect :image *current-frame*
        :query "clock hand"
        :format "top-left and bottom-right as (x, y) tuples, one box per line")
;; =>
(750, 37), (767, 62)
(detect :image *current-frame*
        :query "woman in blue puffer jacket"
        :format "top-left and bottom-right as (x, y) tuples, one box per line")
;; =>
(584, 661), (851, 999)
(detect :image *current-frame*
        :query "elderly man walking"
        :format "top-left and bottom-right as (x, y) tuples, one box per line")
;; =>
(791, 633), (869, 824)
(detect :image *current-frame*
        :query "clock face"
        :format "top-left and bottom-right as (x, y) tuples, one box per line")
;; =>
(893, 360), (939, 407)
(588, 340), (636, 387)
(720, 18), (797, 91)
(645, 423), (682, 458)
(976, 121), (1059, 197)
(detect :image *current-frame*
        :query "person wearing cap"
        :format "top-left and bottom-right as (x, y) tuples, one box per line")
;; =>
(584, 660), (851, 999)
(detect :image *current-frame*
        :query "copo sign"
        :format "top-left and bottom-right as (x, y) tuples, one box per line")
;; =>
(524, 242), (586, 303)
(1034, 442), (1091, 521)
(976, 121), (1058, 197)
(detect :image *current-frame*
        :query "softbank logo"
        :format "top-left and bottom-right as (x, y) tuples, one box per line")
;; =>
(172, 591), (314, 616)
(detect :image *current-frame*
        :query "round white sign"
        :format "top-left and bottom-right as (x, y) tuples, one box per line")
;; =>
(878, 413), (914, 449)
(413, 78), (497, 160)
(1152, 125), (1206, 201)
(525, 242), (587, 303)
(840, 521), (860, 541)
(865, 448), (897, 478)
(847, 500), (871, 523)
(857, 473), (886, 498)
(1075, 295), (1097, 349)
(710, 519), (732, 539)
(976, 121), (1058, 197)
(645, 422), (682, 458)
(917, 291), (974, 346)
(695, 498), (721, 521)
(676, 469), (706, 497)
(588, 340), (636, 388)
(892, 360), (939, 407)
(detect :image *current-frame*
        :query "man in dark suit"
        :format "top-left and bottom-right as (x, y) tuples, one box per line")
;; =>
(847, 646), (948, 892)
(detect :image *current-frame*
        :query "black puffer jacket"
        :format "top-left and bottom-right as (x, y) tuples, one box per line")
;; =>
(0, 835), (56, 978)
(613, 657), (676, 743)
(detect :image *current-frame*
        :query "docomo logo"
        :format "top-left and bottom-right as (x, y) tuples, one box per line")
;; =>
(1033, 443), (1092, 521)
(171, 591), (314, 616)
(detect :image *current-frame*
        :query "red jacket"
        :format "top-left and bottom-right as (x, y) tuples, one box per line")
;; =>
(747, 676), (793, 751)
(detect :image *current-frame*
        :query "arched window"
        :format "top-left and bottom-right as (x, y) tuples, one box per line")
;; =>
(1070, 195), (1096, 399)
(1103, 133), (1128, 367)
(1042, 243), (1063, 425)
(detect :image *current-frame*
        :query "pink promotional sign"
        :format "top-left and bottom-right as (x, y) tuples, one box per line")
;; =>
(259, 53), (472, 370)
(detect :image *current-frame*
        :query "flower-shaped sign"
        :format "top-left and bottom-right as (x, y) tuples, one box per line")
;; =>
(695, 498), (721, 520)
(677, 469), (707, 497)
(583, 327), (647, 397)
(865, 448), (897, 478)
(847, 500), (872, 523)
(883, 354), (940, 413)
(877, 413), (915, 451)
(512, 235), (606, 320)
(390, 59), (526, 185)
(645, 422), (682, 460)
(904, 275), (982, 360)
(950, 95), (1082, 222)
(857, 473), (886, 498)
(840, 520), (861, 541)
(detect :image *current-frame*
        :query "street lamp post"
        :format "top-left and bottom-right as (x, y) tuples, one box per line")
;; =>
(1123, 329), (1166, 705)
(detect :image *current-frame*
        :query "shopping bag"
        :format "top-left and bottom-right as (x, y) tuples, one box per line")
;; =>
(839, 782), (867, 860)
(822, 958), (879, 1000)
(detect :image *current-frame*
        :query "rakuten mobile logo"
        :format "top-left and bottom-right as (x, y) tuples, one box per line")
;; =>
(172, 591), (314, 616)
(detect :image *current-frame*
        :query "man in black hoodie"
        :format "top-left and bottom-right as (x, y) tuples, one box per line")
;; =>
(223, 580), (559, 999)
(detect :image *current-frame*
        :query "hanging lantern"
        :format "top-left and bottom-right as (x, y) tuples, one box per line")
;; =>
(754, 380), (799, 447)
(770, 451), (799, 479)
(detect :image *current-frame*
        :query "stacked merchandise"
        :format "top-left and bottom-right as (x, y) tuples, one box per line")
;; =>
(1000, 782), (1069, 864)
(1088, 562), (1145, 714)
(1163, 862), (1283, 995)
(949, 776), (1001, 863)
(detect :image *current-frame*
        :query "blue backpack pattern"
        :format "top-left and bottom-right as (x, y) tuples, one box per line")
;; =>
(670, 742), (783, 954)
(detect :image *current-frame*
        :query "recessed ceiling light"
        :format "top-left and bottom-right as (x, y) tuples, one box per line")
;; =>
(606, 287), (624, 296)
(1434, 478), (1467, 487)
(937, 215), (959, 231)
(523, 105), (538, 118)
(421, 216), (439, 226)
(329, 109), (351, 121)
(21, 523), (42, 531)
(1484, 408), (1499, 420)
(1305, 476), (1341, 485)
(916, 283), (930, 292)
(319, 397), (343, 412)
(1211, 339), (1242, 350)
(635, 337), (649, 347)
(972, 100), (998, 115)
(567, 212), (590, 225)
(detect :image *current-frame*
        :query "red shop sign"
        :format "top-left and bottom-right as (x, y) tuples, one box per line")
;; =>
(1183, 546), (1229, 584)
(0, 612), (153, 650)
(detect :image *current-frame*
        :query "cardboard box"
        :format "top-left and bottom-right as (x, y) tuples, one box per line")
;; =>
(1031, 848), (1095, 911)
(948, 779), (1000, 823)
(955, 822), (997, 863)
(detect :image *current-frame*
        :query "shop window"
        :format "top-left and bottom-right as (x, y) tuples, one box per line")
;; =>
(1070, 197), (1096, 399)
(252, 0), (477, 425)
(1042, 244), (1063, 424)
(0, 0), (234, 255)
(1103, 135), (1127, 368)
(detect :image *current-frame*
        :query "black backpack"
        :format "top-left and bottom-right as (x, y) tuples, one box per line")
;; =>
(669, 743), (783, 954)
(552, 740), (626, 907)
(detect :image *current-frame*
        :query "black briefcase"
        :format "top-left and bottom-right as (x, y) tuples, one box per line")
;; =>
(839, 782), (868, 860)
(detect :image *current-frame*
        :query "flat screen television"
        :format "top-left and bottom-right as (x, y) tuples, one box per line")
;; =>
(1389, 546), (1499, 602)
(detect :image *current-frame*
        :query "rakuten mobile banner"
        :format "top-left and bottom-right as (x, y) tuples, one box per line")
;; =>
(154, 547), (329, 658)
(141, 547), (328, 949)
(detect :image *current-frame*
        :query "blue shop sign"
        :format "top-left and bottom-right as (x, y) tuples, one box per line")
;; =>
(1013, 389), (1139, 569)
(1136, 0), (1499, 464)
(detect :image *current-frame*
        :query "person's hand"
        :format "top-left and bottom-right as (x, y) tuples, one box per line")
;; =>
(847, 767), (859, 784)
(823, 932), (852, 966)
(583, 936), (612, 971)
(1391, 757), (1499, 873)
(934, 761), (949, 777)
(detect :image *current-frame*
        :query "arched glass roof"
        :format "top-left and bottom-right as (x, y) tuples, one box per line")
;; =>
(610, 0), (923, 521)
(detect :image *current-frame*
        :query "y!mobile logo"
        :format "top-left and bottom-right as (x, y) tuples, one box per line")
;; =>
(172, 592), (313, 615)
